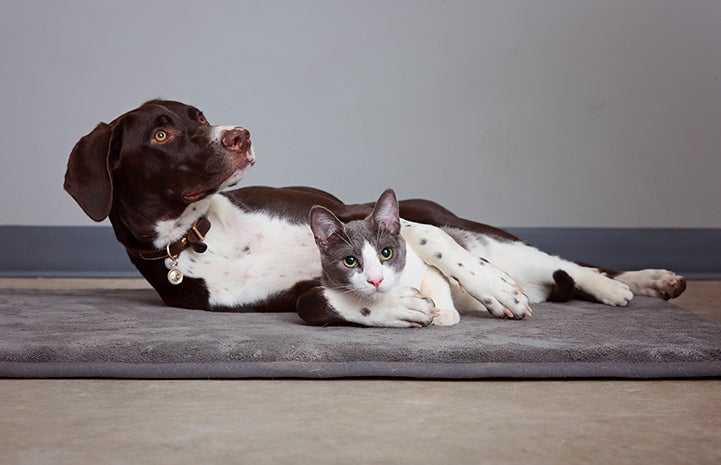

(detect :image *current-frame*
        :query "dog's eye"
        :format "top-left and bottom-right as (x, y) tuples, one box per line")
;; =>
(153, 130), (168, 143)
(198, 114), (208, 125)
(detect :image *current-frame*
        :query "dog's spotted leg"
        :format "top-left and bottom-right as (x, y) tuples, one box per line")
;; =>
(401, 221), (531, 319)
(297, 285), (436, 327)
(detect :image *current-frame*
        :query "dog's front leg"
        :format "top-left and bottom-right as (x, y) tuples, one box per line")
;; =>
(296, 286), (436, 327)
(401, 221), (532, 319)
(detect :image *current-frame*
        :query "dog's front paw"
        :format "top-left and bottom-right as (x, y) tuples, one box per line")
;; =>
(449, 264), (532, 320)
(401, 221), (531, 319)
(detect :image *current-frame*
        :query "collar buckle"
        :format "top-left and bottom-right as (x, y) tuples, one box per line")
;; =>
(129, 216), (211, 261)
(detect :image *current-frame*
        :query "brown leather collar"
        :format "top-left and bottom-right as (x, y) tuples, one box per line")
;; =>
(126, 216), (211, 261)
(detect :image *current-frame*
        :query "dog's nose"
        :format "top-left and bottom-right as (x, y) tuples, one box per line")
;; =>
(221, 127), (251, 153)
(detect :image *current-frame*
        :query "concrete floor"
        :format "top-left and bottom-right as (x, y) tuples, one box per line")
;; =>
(1, 279), (720, 465)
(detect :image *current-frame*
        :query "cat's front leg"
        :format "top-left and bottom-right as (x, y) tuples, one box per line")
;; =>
(297, 285), (436, 328)
(421, 267), (461, 326)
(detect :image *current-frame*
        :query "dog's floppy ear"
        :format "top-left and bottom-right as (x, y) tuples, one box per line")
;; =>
(64, 123), (117, 222)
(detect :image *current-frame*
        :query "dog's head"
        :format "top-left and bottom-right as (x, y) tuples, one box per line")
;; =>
(64, 100), (254, 229)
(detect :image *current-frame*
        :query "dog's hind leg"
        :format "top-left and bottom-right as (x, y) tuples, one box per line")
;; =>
(458, 234), (635, 306)
(608, 269), (686, 300)
(475, 237), (684, 305)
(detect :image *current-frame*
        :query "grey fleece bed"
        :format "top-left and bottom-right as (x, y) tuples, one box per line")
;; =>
(1, 288), (720, 379)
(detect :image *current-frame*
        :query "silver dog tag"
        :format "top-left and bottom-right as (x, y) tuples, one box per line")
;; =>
(166, 245), (184, 285)
(167, 267), (184, 285)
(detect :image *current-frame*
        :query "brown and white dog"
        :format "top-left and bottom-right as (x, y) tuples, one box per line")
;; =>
(64, 100), (686, 327)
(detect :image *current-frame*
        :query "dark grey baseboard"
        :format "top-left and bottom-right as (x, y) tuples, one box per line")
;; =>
(1, 226), (719, 279)
(2, 226), (140, 278)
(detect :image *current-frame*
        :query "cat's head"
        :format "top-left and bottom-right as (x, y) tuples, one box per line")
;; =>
(310, 188), (407, 300)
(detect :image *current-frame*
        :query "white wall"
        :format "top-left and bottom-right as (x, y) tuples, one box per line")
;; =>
(1, 0), (719, 228)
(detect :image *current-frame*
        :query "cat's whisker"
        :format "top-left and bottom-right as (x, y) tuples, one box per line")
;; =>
(338, 287), (372, 299)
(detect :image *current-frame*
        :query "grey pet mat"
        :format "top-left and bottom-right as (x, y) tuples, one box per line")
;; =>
(1, 288), (720, 379)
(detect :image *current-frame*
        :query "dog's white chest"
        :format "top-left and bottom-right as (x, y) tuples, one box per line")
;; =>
(168, 196), (321, 307)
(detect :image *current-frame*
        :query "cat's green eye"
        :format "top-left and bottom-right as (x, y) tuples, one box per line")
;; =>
(343, 256), (358, 268)
(380, 247), (393, 261)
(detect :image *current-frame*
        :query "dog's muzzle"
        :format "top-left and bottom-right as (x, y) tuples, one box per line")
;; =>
(221, 127), (254, 162)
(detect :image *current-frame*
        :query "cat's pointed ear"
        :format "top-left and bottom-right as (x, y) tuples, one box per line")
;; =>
(372, 188), (401, 235)
(310, 206), (347, 249)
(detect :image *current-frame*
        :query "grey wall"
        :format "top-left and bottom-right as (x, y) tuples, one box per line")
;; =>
(1, 0), (720, 228)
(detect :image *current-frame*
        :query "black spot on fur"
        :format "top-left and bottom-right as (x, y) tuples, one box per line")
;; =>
(361, 307), (371, 316)
(297, 284), (348, 325)
(243, 246), (251, 253)
(435, 252), (442, 259)
(457, 262), (463, 267)
(470, 271), (475, 276)
(547, 269), (577, 302)
(419, 239), (427, 246)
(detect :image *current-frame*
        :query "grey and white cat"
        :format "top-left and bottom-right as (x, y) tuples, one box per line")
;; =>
(309, 189), (461, 326)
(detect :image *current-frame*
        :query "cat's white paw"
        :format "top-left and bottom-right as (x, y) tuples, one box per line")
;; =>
(575, 270), (634, 306)
(614, 269), (687, 300)
(373, 286), (436, 328)
(322, 286), (434, 328)
(431, 307), (461, 326)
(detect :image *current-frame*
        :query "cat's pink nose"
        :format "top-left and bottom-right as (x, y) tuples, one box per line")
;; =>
(367, 277), (384, 290)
